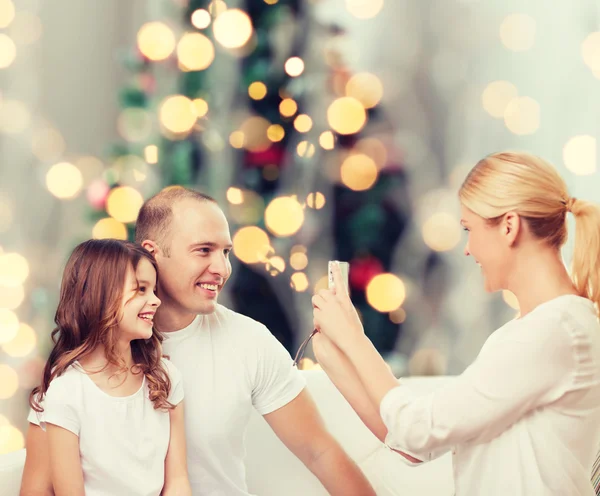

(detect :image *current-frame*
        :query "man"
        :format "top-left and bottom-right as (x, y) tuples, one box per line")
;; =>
(21, 186), (375, 496)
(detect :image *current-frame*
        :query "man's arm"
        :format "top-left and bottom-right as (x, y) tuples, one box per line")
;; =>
(20, 423), (54, 496)
(263, 389), (376, 496)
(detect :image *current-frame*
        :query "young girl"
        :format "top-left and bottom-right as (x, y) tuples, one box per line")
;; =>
(312, 151), (600, 495)
(24, 239), (191, 496)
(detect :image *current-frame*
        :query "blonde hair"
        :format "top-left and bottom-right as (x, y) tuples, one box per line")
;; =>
(459, 151), (600, 314)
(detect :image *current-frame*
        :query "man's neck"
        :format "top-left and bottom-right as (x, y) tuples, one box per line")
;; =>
(155, 304), (197, 333)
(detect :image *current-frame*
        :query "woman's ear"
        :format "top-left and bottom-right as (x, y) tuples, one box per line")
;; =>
(503, 212), (520, 246)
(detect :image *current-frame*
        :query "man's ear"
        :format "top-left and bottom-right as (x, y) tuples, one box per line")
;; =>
(503, 212), (520, 247)
(141, 240), (158, 255)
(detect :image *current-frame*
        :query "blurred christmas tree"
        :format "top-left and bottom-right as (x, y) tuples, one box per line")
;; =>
(84, 0), (413, 357)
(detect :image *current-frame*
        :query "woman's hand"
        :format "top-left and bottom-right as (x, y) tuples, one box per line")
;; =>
(312, 263), (364, 351)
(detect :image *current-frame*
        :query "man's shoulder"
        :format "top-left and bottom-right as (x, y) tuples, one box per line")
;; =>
(211, 304), (269, 336)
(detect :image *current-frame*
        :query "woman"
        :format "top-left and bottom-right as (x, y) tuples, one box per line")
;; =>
(22, 239), (191, 495)
(312, 152), (600, 495)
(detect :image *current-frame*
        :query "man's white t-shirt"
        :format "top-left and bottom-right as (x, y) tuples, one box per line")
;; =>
(381, 294), (600, 495)
(28, 358), (183, 496)
(161, 304), (306, 496)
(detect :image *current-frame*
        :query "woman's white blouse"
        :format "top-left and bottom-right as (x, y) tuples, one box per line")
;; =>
(381, 295), (600, 496)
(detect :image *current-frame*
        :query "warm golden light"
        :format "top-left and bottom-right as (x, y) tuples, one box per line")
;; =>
(389, 307), (406, 324)
(482, 80), (518, 119)
(582, 32), (600, 76)
(137, 22), (176, 61)
(0, 309), (18, 344)
(500, 13), (536, 52)
(192, 98), (209, 118)
(346, 73), (383, 109)
(177, 32), (215, 71)
(291, 272), (309, 292)
(0, 424), (24, 455)
(229, 130), (245, 149)
(290, 252), (308, 271)
(240, 116), (271, 152)
(422, 212), (461, 252)
(279, 98), (297, 117)
(144, 145), (159, 164)
(213, 9), (253, 49)
(319, 131), (335, 150)
(117, 108), (152, 143)
(0, 0), (15, 29)
(191, 9), (211, 29)
(0, 34), (16, 69)
(0, 253), (29, 287)
(106, 187), (144, 223)
(92, 218), (128, 240)
(345, 0), (384, 19)
(226, 187), (244, 205)
(563, 135), (596, 176)
(340, 153), (378, 191)
(9, 11), (43, 46)
(366, 274), (406, 312)
(2, 322), (36, 357)
(159, 95), (196, 134)
(46, 162), (83, 199)
(31, 127), (66, 162)
(297, 141), (315, 158)
(502, 290), (520, 310)
(355, 138), (387, 169)
(294, 114), (313, 133)
(265, 196), (305, 237)
(267, 256), (286, 274)
(504, 96), (540, 135)
(233, 226), (272, 264)
(248, 81), (267, 100)
(267, 124), (285, 142)
(0, 283), (23, 310)
(0, 100), (30, 134)
(208, 0), (228, 17)
(306, 192), (325, 209)
(327, 97), (367, 135)
(0, 364), (18, 399)
(284, 57), (304, 77)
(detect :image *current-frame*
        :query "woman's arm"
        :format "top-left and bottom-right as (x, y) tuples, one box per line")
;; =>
(20, 423), (54, 496)
(46, 424), (84, 496)
(162, 402), (191, 496)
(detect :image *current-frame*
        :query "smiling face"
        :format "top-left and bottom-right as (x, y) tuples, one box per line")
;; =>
(460, 204), (519, 293)
(118, 258), (161, 341)
(151, 198), (233, 321)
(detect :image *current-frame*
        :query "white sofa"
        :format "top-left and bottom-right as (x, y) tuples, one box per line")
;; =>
(0, 371), (454, 495)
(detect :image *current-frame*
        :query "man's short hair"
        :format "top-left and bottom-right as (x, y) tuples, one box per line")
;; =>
(135, 186), (217, 255)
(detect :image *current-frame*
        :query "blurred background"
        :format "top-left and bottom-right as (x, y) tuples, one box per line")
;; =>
(0, 0), (599, 455)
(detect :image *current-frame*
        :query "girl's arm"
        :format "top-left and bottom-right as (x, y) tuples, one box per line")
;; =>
(162, 402), (192, 496)
(46, 424), (84, 496)
(20, 423), (54, 496)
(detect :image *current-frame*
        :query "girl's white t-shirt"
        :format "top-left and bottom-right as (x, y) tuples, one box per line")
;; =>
(28, 357), (183, 496)
(381, 295), (600, 496)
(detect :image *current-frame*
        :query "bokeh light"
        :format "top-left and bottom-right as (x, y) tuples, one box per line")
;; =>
(345, 0), (384, 19)
(240, 116), (271, 152)
(294, 114), (312, 133)
(340, 153), (378, 191)
(0, 0), (15, 29)
(229, 130), (245, 148)
(265, 196), (305, 236)
(0, 253), (29, 286)
(319, 131), (335, 150)
(177, 32), (215, 71)
(92, 218), (128, 240)
(355, 138), (387, 169)
(159, 95), (197, 134)
(9, 11), (43, 45)
(208, 0), (228, 16)
(267, 256), (285, 275)
(290, 252), (308, 271)
(422, 212), (461, 252)
(482, 80), (518, 119)
(0, 100), (30, 134)
(346, 73), (383, 109)
(327, 97), (367, 135)
(504, 96), (540, 135)
(0, 309), (18, 344)
(0, 283), (24, 310)
(2, 322), (36, 357)
(389, 307), (406, 324)
(226, 187), (244, 205)
(232, 226), (272, 263)
(279, 98), (298, 117)
(191, 9), (211, 29)
(117, 108), (152, 143)
(249, 81), (267, 100)
(499, 13), (536, 52)
(267, 124), (285, 142)
(0, 34), (16, 69)
(306, 192), (325, 209)
(144, 145), (159, 164)
(563, 135), (596, 176)
(291, 272), (309, 292)
(137, 22), (176, 61)
(297, 141), (315, 158)
(582, 32), (600, 77)
(31, 127), (66, 162)
(46, 162), (83, 199)
(366, 274), (406, 312)
(213, 9), (253, 49)
(0, 424), (24, 455)
(502, 290), (520, 310)
(0, 364), (18, 398)
(284, 57), (304, 77)
(106, 187), (144, 223)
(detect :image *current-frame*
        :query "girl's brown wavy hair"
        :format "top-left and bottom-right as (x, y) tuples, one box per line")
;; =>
(30, 239), (174, 412)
